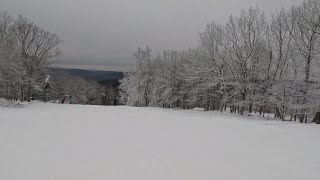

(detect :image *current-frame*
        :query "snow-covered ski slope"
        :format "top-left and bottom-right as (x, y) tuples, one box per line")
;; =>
(1, 103), (320, 180)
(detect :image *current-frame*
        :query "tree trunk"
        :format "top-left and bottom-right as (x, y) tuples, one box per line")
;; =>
(219, 93), (224, 112)
(240, 92), (246, 116)
(249, 103), (253, 114)
(26, 84), (32, 102)
(259, 106), (263, 115)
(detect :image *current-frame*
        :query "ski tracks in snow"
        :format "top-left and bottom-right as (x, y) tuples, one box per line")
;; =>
(142, 144), (177, 180)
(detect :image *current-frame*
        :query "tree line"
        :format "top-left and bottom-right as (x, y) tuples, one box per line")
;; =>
(0, 11), (119, 105)
(0, 11), (61, 101)
(48, 72), (120, 105)
(120, 0), (320, 123)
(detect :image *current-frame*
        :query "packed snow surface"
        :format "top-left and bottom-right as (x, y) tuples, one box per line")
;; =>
(1, 103), (320, 180)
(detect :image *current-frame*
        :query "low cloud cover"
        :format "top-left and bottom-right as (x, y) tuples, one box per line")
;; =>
(1, 0), (301, 71)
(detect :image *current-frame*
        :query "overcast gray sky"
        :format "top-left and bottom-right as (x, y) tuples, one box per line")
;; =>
(1, 0), (301, 71)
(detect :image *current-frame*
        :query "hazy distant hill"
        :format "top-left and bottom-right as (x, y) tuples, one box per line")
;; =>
(49, 68), (124, 82)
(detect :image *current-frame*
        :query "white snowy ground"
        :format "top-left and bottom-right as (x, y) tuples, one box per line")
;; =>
(1, 103), (320, 180)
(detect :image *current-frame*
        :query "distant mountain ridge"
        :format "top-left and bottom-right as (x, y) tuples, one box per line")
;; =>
(49, 68), (124, 82)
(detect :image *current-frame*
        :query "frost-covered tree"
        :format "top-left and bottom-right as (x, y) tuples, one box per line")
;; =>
(49, 74), (103, 105)
(0, 11), (27, 101)
(120, 47), (154, 106)
(11, 15), (61, 101)
(0, 11), (61, 102)
(120, 0), (320, 123)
